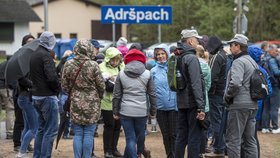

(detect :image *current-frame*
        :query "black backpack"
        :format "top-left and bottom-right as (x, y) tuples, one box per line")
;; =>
(246, 58), (269, 100)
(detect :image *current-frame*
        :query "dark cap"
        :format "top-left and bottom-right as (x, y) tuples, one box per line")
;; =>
(91, 39), (104, 48)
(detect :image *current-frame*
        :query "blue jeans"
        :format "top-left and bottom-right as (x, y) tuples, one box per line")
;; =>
(121, 116), (147, 158)
(72, 123), (96, 158)
(175, 107), (203, 158)
(17, 95), (38, 153)
(262, 86), (280, 129)
(209, 95), (226, 153)
(32, 96), (59, 158)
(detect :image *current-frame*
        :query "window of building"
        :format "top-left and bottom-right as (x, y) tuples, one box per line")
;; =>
(0, 22), (14, 42)
(70, 33), (77, 39)
(54, 33), (61, 39)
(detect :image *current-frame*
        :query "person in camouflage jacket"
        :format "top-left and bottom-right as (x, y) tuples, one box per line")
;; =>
(61, 39), (105, 158)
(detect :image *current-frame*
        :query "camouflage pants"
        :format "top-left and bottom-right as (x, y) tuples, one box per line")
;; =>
(0, 88), (14, 136)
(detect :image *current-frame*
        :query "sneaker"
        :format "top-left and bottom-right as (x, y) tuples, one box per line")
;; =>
(63, 135), (73, 139)
(113, 150), (123, 157)
(262, 128), (270, 134)
(151, 126), (157, 133)
(104, 152), (114, 158)
(16, 153), (29, 158)
(27, 145), (34, 153)
(272, 128), (280, 134)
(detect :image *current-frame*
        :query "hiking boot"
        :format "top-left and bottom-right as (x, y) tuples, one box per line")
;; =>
(113, 150), (123, 157)
(14, 146), (20, 152)
(143, 149), (151, 158)
(91, 152), (99, 158)
(94, 132), (99, 137)
(6, 133), (13, 139)
(204, 152), (225, 158)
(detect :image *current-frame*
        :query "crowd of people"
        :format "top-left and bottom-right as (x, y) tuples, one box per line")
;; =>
(0, 28), (280, 158)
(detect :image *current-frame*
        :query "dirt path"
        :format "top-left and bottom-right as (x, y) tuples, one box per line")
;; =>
(0, 124), (280, 158)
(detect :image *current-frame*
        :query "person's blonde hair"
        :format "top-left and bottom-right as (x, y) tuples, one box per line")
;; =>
(196, 45), (209, 62)
(63, 50), (73, 58)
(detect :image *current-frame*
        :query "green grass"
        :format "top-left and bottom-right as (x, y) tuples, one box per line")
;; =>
(0, 58), (6, 63)
(0, 110), (6, 121)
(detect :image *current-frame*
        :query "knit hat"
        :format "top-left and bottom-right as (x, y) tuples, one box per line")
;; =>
(39, 31), (56, 50)
(116, 37), (128, 46)
(124, 49), (146, 65)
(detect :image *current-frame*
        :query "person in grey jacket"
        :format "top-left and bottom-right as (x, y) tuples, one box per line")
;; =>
(175, 29), (205, 158)
(112, 49), (157, 158)
(224, 34), (258, 158)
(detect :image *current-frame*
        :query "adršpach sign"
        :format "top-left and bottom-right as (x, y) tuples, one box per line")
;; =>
(101, 6), (172, 24)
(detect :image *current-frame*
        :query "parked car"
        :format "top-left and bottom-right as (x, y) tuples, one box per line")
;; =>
(97, 40), (113, 54)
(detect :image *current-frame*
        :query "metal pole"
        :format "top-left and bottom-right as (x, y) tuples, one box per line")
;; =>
(237, 0), (242, 34)
(112, 19), (116, 46)
(43, 0), (48, 31)
(158, 24), (161, 43)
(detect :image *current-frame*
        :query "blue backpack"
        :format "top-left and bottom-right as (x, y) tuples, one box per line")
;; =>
(260, 57), (279, 85)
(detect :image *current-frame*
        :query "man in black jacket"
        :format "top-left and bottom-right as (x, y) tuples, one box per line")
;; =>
(205, 36), (227, 157)
(29, 31), (60, 158)
(175, 29), (205, 158)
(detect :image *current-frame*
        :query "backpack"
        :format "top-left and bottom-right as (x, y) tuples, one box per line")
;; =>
(167, 54), (186, 91)
(260, 57), (279, 85)
(247, 58), (269, 100)
(167, 54), (178, 91)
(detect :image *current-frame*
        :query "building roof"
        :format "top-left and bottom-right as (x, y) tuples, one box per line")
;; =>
(30, 0), (101, 8)
(0, 0), (41, 22)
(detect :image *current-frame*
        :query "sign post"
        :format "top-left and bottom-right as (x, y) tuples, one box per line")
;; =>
(101, 6), (172, 42)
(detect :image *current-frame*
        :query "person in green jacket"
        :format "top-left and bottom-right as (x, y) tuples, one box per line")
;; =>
(99, 47), (124, 158)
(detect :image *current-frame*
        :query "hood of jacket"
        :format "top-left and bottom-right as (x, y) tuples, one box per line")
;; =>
(124, 61), (146, 78)
(104, 47), (122, 63)
(206, 36), (223, 55)
(154, 43), (170, 61)
(39, 31), (56, 51)
(248, 46), (263, 63)
(73, 39), (95, 60)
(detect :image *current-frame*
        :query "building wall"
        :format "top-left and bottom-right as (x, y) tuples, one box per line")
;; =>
(30, 0), (127, 39)
(0, 23), (30, 55)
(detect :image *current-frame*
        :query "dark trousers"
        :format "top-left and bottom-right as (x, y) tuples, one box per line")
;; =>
(157, 110), (177, 158)
(175, 107), (203, 158)
(102, 110), (121, 153)
(13, 95), (24, 147)
(209, 95), (226, 153)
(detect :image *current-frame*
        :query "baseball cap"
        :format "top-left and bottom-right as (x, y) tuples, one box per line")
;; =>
(228, 34), (249, 46)
(91, 39), (104, 48)
(181, 29), (202, 39)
